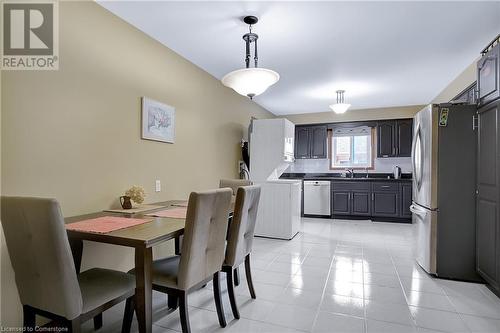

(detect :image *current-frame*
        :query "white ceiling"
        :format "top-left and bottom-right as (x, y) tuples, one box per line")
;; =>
(98, 1), (500, 115)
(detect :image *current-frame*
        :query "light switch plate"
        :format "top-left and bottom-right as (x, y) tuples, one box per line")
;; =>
(155, 180), (161, 192)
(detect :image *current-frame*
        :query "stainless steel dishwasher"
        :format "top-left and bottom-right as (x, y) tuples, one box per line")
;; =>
(303, 180), (331, 216)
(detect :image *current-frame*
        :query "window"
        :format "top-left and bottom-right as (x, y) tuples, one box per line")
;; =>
(330, 126), (374, 169)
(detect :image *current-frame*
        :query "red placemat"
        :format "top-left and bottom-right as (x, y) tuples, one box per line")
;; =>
(66, 216), (152, 234)
(146, 207), (187, 219)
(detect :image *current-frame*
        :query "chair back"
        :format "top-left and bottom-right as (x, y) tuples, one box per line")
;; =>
(219, 179), (252, 196)
(0, 197), (83, 319)
(224, 185), (261, 267)
(177, 189), (232, 290)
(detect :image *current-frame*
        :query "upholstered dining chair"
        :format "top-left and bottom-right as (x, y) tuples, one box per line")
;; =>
(0, 197), (136, 333)
(123, 188), (233, 333)
(219, 179), (252, 286)
(219, 179), (252, 197)
(221, 185), (261, 320)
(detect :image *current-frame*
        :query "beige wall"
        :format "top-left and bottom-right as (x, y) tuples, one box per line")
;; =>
(0, 1), (272, 325)
(432, 60), (477, 104)
(283, 105), (424, 125)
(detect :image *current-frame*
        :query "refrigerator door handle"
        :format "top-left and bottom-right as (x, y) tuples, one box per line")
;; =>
(410, 204), (427, 217)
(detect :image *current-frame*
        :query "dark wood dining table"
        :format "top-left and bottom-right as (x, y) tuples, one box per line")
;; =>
(65, 200), (232, 333)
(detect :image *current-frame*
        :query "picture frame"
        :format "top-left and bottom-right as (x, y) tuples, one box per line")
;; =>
(141, 97), (175, 143)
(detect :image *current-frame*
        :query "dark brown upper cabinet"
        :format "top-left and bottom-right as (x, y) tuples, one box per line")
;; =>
(377, 121), (396, 157)
(478, 42), (499, 107)
(294, 125), (327, 159)
(377, 119), (413, 158)
(295, 127), (311, 159)
(396, 120), (413, 157)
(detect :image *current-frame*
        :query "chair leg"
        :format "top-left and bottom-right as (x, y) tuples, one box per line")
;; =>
(93, 313), (103, 330)
(23, 305), (36, 329)
(234, 267), (240, 286)
(122, 296), (135, 333)
(212, 272), (227, 327)
(226, 269), (240, 319)
(179, 291), (191, 333)
(245, 254), (256, 299)
(168, 295), (179, 309)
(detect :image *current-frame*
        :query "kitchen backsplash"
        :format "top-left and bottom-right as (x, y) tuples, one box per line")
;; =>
(286, 157), (412, 174)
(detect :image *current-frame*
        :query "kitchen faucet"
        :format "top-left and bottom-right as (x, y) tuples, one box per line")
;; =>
(345, 168), (354, 178)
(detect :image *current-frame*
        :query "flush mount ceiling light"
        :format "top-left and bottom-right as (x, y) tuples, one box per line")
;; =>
(329, 90), (351, 114)
(221, 16), (279, 99)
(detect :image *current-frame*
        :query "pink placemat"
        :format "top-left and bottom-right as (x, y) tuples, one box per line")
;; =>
(146, 207), (187, 219)
(171, 201), (188, 207)
(66, 216), (152, 234)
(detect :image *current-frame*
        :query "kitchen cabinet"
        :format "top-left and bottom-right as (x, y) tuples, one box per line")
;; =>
(396, 120), (413, 157)
(352, 192), (371, 216)
(452, 83), (477, 105)
(476, 100), (500, 295)
(478, 42), (499, 107)
(332, 191), (350, 215)
(401, 183), (412, 218)
(295, 127), (310, 159)
(377, 122), (396, 157)
(377, 119), (413, 158)
(294, 125), (327, 159)
(332, 181), (371, 217)
(372, 182), (400, 218)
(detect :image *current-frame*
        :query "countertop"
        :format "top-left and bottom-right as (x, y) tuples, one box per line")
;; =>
(280, 172), (412, 182)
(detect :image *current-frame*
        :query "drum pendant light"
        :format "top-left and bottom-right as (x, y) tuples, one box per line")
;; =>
(221, 16), (280, 99)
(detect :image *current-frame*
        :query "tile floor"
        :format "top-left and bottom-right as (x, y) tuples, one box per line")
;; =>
(82, 218), (500, 333)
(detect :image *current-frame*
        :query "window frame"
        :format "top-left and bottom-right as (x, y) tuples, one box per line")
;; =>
(328, 128), (375, 170)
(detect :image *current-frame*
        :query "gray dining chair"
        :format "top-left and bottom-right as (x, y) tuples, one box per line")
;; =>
(123, 188), (233, 333)
(219, 179), (252, 286)
(219, 179), (252, 197)
(222, 185), (261, 319)
(0, 196), (136, 333)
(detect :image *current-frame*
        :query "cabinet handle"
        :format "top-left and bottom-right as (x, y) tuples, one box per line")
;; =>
(372, 193), (374, 201)
(381, 185), (390, 188)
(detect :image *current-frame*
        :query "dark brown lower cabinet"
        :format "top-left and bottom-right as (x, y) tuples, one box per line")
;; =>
(372, 182), (400, 218)
(332, 191), (350, 215)
(477, 100), (500, 295)
(351, 192), (371, 216)
(401, 183), (412, 218)
(331, 180), (409, 220)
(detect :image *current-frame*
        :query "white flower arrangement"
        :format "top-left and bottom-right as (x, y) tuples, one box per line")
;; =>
(125, 186), (146, 205)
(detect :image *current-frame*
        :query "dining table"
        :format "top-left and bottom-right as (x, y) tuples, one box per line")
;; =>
(65, 200), (234, 333)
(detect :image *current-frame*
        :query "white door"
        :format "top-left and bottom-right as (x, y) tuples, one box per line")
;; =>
(411, 204), (437, 274)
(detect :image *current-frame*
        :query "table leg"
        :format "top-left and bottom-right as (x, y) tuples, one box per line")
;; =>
(135, 247), (153, 333)
(174, 236), (182, 255)
(69, 239), (83, 274)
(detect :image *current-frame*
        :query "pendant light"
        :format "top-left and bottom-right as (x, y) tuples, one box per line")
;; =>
(221, 16), (279, 99)
(329, 90), (351, 114)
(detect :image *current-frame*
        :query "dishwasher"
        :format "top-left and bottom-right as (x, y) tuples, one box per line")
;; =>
(303, 180), (331, 216)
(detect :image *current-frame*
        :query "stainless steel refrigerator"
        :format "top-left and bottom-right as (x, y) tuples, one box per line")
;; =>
(411, 104), (481, 281)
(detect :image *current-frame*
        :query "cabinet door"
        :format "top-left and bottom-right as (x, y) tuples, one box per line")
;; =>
(476, 101), (500, 289)
(396, 120), (413, 157)
(351, 192), (371, 216)
(310, 126), (327, 159)
(332, 191), (350, 215)
(295, 127), (310, 159)
(372, 192), (399, 217)
(377, 121), (396, 157)
(478, 44), (499, 106)
(400, 183), (412, 218)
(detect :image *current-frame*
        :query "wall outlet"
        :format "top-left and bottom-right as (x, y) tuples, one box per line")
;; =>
(155, 180), (161, 192)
